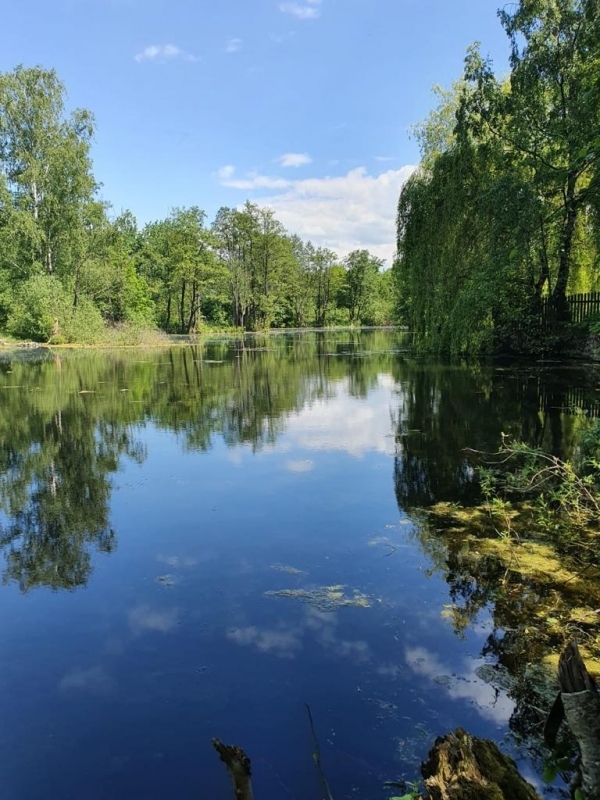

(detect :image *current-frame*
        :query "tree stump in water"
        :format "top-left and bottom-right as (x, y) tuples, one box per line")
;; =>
(421, 728), (541, 800)
(544, 641), (600, 798)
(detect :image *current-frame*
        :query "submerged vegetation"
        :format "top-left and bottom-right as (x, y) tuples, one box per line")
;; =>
(265, 585), (371, 611)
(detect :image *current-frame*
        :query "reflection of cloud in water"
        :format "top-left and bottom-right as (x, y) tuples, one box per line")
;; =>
(227, 626), (302, 659)
(59, 665), (113, 695)
(377, 662), (403, 679)
(129, 605), (179, 635)
(286, 459), (314, 473)
(305, 607), (371, 663)
(227, 609), (372, 664)
(284, 375), (397, 458)
(405, 646), (514, 724)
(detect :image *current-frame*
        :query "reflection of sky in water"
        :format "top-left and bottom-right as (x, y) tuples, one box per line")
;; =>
(0, 359), (543, 800)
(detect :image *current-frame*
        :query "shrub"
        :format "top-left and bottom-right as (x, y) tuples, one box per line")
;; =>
(7, 275), (105, 343)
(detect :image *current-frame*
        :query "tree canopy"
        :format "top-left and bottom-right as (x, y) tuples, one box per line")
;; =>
(395, 0), (600, 355)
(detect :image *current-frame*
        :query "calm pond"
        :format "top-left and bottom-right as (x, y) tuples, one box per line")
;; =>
(0, 330), (597, 799)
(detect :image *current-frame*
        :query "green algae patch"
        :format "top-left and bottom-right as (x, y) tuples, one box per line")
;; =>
(416, 499), (600, 673)
(265, 585), (370, 611)
(269, 563), (306, 575)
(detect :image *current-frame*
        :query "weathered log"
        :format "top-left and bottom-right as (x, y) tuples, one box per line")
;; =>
(421, 728), (541, 800)
(212, 739), (254, 800)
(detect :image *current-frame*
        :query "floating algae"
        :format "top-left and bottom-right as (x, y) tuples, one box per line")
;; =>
(265, 584), (370, 611)
(270, 563), (305, 575)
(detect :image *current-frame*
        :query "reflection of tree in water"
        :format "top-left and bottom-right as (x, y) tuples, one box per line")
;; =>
(0, 404), (145, 592)
(393, 362), (600, 762)
(393, 364), (593, 510)
(0, 331), (406, 591)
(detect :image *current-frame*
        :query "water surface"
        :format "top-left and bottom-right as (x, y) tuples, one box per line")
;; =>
(1, 331), (596, 799)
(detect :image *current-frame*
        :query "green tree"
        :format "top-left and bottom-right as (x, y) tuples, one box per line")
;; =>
(396, 0), (600, 354)
(0, 66), (97, 280)
(343, 250), (384, 324)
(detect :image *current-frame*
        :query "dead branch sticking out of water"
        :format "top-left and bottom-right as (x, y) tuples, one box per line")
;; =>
(213, 739), (254, 800)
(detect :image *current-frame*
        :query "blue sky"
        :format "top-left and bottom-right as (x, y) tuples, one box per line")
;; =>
(2, 0), (509, 263)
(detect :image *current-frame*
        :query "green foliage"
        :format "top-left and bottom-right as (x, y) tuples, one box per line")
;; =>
(478, 432), (600, 564)
(7, 274), (70, 341)
(7, 274), (104, 343)
(0, 65), (396, 342)
(396, 0), (600, 355)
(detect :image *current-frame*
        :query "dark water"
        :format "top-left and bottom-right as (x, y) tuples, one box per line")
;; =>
(0, 331), (597, 799)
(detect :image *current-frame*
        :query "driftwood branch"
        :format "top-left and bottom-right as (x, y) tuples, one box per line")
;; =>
(213, 739), (254, 800)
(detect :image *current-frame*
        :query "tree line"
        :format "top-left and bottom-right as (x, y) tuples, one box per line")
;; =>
(394, 0), (600, 355)
(0, 67), (393, 343)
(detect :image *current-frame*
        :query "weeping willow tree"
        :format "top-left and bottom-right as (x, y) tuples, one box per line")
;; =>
(396, 0), (600, 356)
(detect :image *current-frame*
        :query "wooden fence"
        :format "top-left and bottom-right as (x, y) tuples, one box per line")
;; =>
(556, 387), (600, 419)
(541, 292), (600, 324)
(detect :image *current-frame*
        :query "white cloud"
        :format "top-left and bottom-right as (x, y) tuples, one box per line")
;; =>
(277, 152), (312, 168)
(134, 44), (199, 63)
(218, 166), (292, 191)
(217, 164), (236, 181)
(217, 163), (415, 264)
(279, 0), (322, 19)
(226, 37), (242, 53)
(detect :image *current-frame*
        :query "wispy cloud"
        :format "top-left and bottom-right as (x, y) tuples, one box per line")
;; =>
(217, 165), (236, 181)
(134, 44), (200, 63)
(277, 152), (312, 168)
(226, 37), (242, 53)
(374, 156), (399, 163)
(217, 165), (291, 190)
(217, 163), (415, 264)
(279, 0), (322, 20)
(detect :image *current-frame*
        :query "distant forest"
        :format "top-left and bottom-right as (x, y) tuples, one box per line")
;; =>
(0, 66), (392, 343)
(394, 0), (600, 355)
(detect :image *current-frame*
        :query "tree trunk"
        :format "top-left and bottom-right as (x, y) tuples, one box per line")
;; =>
(187, 281), (199, 333)
(166, 293), (172, 331)
(552, 172), (578, 320)
(46, 236), (53, 274)
(179, 281), (186, 334)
